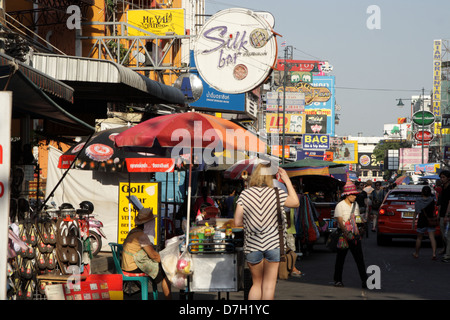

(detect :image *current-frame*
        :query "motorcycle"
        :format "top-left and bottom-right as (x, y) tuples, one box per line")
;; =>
(78, 201), (106, 257)
(87, 214), (107, 256)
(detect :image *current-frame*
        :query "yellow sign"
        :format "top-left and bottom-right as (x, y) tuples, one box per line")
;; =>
(265, 113), (306, 134)
(118, 182), (160, 245)
(433, 39), (442, 117)
(127, 9), (185, 36)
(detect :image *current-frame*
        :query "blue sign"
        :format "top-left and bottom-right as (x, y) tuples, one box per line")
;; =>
(189, 51), (245, 112)
(302, 134), (330, 150)
(307, 76), (335, 136)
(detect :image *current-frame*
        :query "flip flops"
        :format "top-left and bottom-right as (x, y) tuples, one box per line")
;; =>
(67, 247), (79, 265)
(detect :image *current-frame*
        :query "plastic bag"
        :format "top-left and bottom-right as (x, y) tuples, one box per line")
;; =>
(337, 235), (348, 249)
(160, 236), (183, 283)
(172, 272), (187, 290)
(176, 251), (193, 275)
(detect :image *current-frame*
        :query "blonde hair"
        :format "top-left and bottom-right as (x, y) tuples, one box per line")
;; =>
(248, 163), (274, 188)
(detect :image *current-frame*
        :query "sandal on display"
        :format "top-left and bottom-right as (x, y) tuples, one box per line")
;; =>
(57, 247), (69, 263)
(47, 222), (57, 245)
(36, 251), (46, 269)
(67, 247), (79, 265)
(26, 246), (35, 259)
(46, 252), (57, 269)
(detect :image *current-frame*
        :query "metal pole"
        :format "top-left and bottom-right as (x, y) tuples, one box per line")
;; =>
(282, 47), (287, 164)
(422, 87), (424, 164)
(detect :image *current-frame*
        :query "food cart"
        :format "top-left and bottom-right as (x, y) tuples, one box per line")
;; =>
(186, 218), (245, 299)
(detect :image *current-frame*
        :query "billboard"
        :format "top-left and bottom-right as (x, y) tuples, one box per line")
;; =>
(265, 113), (306, 134)
(332, 140), (358, 164)
(127, 9), (185, 36)
(399, 148), (429, 171)
(265, 91), (305, 112)
(358, 153), (381, 170)
(193, 8), (277, 94)
(302, 134), (330, 150)
(383, 123), (412, 140)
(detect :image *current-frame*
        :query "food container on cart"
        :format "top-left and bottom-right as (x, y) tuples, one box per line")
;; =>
(187, 222), (244, 293)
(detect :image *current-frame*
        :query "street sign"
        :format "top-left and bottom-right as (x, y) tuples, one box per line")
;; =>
(414, 130), (434, 142)
(412, 111), (435, 126)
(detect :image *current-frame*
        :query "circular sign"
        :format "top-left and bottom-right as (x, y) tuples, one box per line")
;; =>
(412, 111), (435, 126)
(414, 130), (434, 142)
(193, 8), (277, 94)
(359, 154), (371, 167)
(173, 73), (203, 103)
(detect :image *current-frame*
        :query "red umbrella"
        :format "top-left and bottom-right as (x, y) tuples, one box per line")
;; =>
(115, 112), (266, 245)
(224, 158), (270, 180)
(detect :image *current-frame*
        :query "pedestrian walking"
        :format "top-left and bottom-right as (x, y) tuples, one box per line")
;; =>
(234, 164), (299, 300)
(371, 181), (386, 232)
(333, 180), (368, 288)
(412, 185), (437, 260)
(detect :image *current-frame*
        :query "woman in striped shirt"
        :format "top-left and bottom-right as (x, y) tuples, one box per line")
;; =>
(234, 164), (300, 300)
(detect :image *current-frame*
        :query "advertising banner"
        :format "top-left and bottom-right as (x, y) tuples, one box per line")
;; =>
(118, 182), (160, 245)
(296, 150), (325, 160)
(302, 134), (330, 150)
(332, 140), (358, 164)
(399, 148), (429, 171)
(433, 39), (442, 117)
(305, 114), (328, 134)
(265, 91), (305, 112)
(358, 153), (381, 170)
(414, 163), (440, 174)
(265, 113), (306, 134)
(127, 9), (185, 36)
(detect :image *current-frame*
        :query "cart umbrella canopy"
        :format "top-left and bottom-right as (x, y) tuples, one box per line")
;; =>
(114, 112), (266, 247)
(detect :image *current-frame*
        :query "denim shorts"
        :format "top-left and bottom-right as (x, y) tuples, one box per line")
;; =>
(417, 227), (436, 234)
(246, 249), (280, 264)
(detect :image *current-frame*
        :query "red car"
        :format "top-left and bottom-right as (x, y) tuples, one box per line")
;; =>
(376, 185), (440, 246)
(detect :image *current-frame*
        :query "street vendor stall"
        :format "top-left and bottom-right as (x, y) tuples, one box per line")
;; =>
(187, 218), (244, 296)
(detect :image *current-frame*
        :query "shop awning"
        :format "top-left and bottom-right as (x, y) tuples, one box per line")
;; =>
(31, 53), (186, 105)
(0, 53), (94, 131)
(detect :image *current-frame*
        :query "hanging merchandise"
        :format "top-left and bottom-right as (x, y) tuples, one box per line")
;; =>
(295, 194), (320, 246)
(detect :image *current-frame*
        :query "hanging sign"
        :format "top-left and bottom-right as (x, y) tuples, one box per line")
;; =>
(414, 130), (434, 142)
(412, 111), (435, 126)
(194, 8), (277, 94)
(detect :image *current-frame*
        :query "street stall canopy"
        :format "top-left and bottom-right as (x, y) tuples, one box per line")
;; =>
(0, 52), (94, 131)
(31, 53), (186, 105)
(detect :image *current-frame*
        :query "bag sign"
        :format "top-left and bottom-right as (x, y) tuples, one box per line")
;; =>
(302, 134), (330, 150)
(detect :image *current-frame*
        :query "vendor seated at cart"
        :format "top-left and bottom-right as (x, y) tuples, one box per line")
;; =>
(122, 208), (172, 299)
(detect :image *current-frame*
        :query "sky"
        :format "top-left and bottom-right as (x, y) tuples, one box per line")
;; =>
(203, 0), (450, 137)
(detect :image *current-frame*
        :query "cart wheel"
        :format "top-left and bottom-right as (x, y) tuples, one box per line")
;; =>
(243, 268), (252, 300)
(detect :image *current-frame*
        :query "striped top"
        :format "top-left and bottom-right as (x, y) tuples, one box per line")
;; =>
(237, 187), (288, 254)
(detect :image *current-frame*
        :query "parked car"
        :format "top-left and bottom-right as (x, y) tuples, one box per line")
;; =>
(376, 185), (440, 245)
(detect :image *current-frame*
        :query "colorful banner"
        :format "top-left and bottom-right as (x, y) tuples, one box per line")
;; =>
(127, 9), (185, 36)
(265, 113), (306, 134)
(433, 39), (442, 117)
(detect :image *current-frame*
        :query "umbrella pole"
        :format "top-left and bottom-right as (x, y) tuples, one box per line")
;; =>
(185, 147), (193, 250)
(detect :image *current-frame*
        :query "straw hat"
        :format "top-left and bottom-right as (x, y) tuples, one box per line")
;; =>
(134, 208), (155, 225)
(342, 179), (359, 196)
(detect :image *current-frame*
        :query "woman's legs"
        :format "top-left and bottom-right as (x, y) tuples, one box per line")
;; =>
(248, 259), (280, 300)
(429, 231), (437, 258)
(248, 261), (264, 300)
(414, 233), (423, 257)
(161, 276), (172, 299)
(261, 260), (280, 300)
